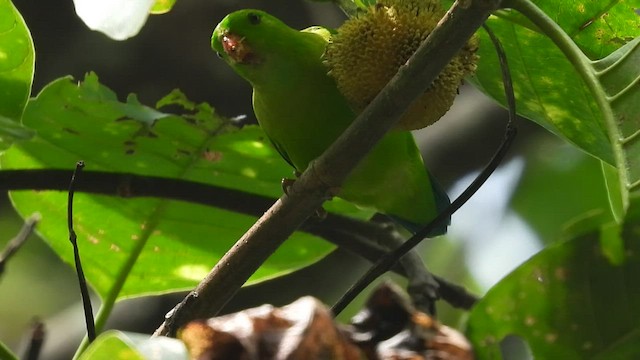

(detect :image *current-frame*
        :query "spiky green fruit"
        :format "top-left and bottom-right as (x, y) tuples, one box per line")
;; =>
(325, 0), (479, 130)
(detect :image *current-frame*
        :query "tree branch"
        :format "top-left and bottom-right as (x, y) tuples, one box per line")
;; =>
(0, 168), (479, 308)
(153, 0), (500, 336)
(0, 169), (275, 217)
(0, 213), (40, 279)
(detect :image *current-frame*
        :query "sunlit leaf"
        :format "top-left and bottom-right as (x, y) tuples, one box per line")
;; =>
(80, 331), (187, 360)
(151, 0), (177, 14)
(474, 0), (640, 165)
(473, 17), (613, 164)
(0, 0), (34, 149)
(0, 115), (33, 151)
(1, 74), (370, 300)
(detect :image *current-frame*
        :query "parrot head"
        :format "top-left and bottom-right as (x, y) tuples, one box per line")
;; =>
(212, 10), (296, 81)
(212, 10), (328, 86)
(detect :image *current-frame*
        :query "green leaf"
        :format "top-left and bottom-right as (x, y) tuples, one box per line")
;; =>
(591, 37), (640, 196)
(353, 0), (376, 8)
(491, 1), (640, 60)
(151, 0), (177, 14)
(0, 0), (35, 120)
(473, 15), (613, 164)
(467, 222), (640, 359)
(476, 0), (640, 221)
(1, 74), (369, 301)
(79, 331), (187, 360)
(0, 115), (34, 151)
(475, 0), (640, 165)
(532, 0), (640, 60)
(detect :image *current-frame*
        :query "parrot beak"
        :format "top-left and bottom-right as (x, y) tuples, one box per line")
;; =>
(218, 31), (260, 65)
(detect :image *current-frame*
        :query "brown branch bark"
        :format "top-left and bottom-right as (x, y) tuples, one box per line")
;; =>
(153, 0), (500, 336)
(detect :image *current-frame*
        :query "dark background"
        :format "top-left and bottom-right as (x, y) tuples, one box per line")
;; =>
(2, 1), (544, 359)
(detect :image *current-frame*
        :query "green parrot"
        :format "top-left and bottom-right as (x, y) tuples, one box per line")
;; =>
(211, 9), (450, 235)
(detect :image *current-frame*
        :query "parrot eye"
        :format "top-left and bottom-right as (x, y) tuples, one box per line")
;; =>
(247, 12), (261, 25)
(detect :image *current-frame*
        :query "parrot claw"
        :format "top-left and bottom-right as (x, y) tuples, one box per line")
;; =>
(408, 281), (440, 315)
(281, 170), (329, 221)
(313, 207), (327, 221)
(281, 178), (296, 195)
(326, 186), (341, 199)
(281, 170), (303, 195)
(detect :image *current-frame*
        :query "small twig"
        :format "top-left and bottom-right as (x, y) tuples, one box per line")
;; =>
(24, 319), (45, 360)
(67, 161), (96, 342)
(332, 20), (518, 315)
(0, 213), (41, 279)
